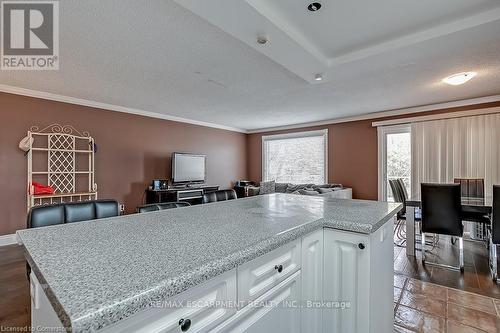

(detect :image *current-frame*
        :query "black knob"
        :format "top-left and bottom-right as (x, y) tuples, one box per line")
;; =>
(274, 264), (283, 273)
(358, 243), (365, 250)
(179, 318), (191, 332)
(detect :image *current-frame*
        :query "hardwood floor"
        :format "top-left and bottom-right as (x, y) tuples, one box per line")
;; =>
(1, 237), (499, 332)
(0, 244), (30, 330)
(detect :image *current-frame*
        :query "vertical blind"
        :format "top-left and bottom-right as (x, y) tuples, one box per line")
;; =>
(411, 113), (500, 197)
(262, 130), (327, 184)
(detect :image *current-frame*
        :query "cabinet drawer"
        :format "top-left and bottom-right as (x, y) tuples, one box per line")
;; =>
(101, 269), (237, 333)
(211, 270), (302, 333)
(237, 239), (301, 305)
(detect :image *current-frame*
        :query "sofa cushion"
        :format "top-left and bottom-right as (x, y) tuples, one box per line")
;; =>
(312, 184), (343, 190)
(298, 189), (319, 196)
(259, 180), (276, 194)
(312, 184), (330, 189)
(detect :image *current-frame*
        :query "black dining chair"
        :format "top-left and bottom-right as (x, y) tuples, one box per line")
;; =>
(389, 179), (421, 247)
(202, 189), (237, 204)
(421, 183), (464, 272)
(454, 178), (485, 198)
(136, 202), (191, 213)
(28, 199), (120, 228)
(397, 178), (409, 201)
(489, 185), (500, 282)
(454, 178), (490, 227)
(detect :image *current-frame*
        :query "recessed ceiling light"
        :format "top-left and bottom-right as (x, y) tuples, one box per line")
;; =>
(314, 74), (323, 81)
(256, 36), (268, 45)
(307, 2), (322, 12)
(442, 72), (477, 86)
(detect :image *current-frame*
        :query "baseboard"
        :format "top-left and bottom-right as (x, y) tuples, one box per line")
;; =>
(0, 233), (17, 246)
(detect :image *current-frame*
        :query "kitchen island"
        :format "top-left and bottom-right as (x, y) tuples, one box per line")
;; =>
(17, 193), (401, 333)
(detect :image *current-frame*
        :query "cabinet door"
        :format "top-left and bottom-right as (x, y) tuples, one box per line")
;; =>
(323, 229), (369, 333)
(301, 229), (323, 333)
(212, 271), (301, 333)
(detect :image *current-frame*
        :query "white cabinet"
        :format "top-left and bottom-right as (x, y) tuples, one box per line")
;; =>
(301, 229), (323, 333)
(211, 271), (302, 333)
(323, 222), (393, 333)
(31, 220), (394, 333)
(238, 239), (301, 305)
(30, 273), (65, 332)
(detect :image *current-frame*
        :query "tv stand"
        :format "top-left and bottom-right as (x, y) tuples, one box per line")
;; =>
(145, 185), (219, 205)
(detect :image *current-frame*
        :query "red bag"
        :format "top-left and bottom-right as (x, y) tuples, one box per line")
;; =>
(31, 182), (55, 195)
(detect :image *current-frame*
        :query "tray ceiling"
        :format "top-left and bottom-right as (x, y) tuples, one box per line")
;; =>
(176, 0), (500, 83)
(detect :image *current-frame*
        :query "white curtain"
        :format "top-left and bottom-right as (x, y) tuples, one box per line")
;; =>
(411, 114), (500, 198)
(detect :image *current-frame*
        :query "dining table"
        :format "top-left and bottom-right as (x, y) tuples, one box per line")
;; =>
(405, 196), (492, 256)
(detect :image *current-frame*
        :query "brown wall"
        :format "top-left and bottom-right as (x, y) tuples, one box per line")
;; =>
(0, 92), (247, 235)
(247, 101), (500, 200)
(2, 91), (499, 236)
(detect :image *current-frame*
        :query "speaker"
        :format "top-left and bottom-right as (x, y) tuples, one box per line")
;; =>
(152, 179), (169, 190)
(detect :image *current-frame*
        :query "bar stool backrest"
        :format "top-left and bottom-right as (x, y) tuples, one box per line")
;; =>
(454, 178), (485, 198)
(421, 183), (463, 237)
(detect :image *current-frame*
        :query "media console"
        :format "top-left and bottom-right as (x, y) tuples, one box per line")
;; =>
(145, 185), (219, 205)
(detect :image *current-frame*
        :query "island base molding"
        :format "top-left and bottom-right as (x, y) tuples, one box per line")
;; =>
(31, 220), (394, 333)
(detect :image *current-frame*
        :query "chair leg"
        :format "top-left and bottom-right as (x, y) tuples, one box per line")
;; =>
(459, 237), (464, 272)
(492, 240), (498, 282)
(421, 233), (464, 273)
(421, 233), (426, 264)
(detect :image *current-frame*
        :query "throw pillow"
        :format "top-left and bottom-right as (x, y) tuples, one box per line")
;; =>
(259, 180), (276, 194)
(275, 182), (290, 193)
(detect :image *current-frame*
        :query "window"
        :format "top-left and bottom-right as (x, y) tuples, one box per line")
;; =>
(262, 130), (328, 184)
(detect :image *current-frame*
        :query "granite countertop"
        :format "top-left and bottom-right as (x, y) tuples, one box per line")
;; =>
(17, 193), (401, 332)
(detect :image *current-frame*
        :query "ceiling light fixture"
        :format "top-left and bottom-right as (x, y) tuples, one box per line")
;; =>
(307, 2), (322, 12)
(314, 74), (323, 81)
(442, 72), (477, 86)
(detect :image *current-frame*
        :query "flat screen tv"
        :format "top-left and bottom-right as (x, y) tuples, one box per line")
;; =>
(171, 153), (206, 184)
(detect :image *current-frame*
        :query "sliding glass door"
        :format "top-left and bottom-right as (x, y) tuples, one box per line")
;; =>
(378, 125), (411, 201)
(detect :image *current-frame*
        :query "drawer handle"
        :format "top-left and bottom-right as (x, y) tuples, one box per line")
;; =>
(179, 318), (191, 332)
(358, 243), (365, 250)
(274, 264), (283, 273)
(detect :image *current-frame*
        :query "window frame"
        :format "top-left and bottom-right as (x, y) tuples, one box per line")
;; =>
(377, 124), (411, 201)
(261, 129), (328, 184)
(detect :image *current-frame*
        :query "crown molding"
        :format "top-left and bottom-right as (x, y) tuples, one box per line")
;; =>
(247, 94), (500, 134)
(2, 84), (499, 135)
(0, 84), (247, 133)
(372, 106), (500, 127)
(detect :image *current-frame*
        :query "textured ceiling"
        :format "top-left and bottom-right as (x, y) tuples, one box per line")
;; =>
(1, 0), (500, 131)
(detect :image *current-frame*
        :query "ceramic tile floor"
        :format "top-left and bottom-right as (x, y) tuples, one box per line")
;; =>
(394, 274), (500, 332)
